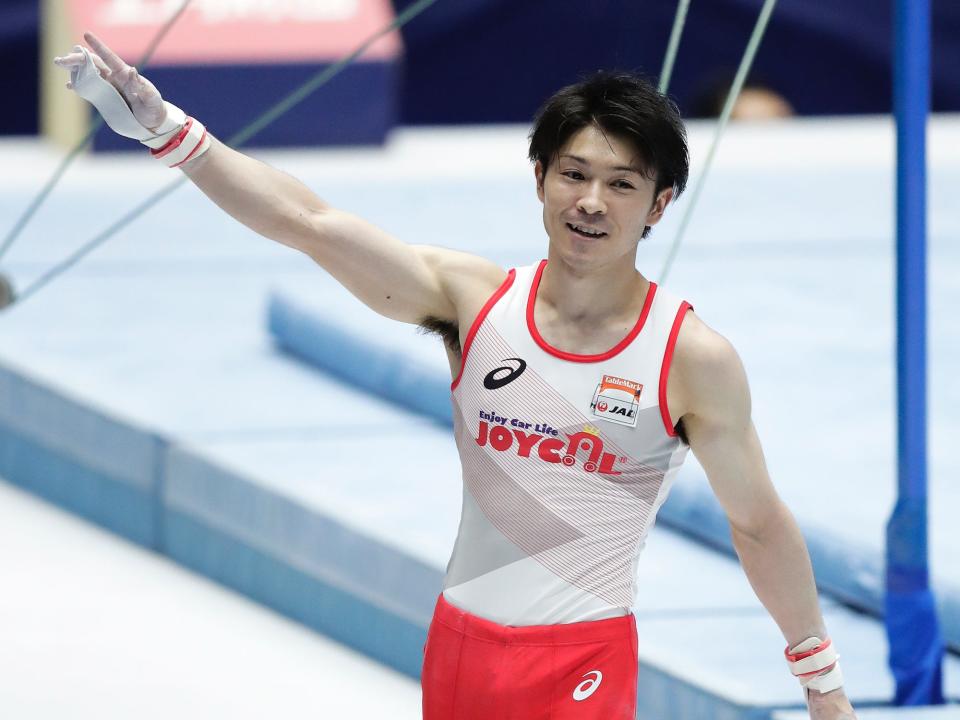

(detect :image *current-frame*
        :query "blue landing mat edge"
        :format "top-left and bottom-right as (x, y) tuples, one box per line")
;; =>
(163, 445), (445, 626)
(267, 289), (453, 424)
(0, 420), (160, 548)
(0, 362), (161, 491)
(164, 508), (429, 679)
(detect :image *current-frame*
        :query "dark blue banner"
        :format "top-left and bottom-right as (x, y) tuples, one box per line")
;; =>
(5, 1), (960, 135)
(393, 0), (960, 123)
(0, 0), (39, 135)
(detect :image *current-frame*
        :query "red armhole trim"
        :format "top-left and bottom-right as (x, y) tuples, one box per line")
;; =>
(451, 269), (516, 390)
(658, 301), (693, 437)
(526, 259), (658, 363)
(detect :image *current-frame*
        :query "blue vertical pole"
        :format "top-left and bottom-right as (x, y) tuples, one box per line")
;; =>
(886, 0), (945, 706)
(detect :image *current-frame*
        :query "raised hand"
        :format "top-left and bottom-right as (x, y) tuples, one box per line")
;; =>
(54, 31), (167, 131)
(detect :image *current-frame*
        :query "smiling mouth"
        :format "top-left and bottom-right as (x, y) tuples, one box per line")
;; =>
(567, 223), (608, 238)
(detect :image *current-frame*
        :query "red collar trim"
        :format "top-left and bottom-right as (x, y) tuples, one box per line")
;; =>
(525, 259), (657, 363)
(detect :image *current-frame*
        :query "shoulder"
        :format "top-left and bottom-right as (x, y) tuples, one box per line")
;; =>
(414, 244), (510, 333)
(670, 309), (751, 422)
(415, 245), (507, 294)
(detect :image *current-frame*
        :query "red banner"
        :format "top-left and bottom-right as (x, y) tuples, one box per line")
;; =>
(65, 0), (401, 65)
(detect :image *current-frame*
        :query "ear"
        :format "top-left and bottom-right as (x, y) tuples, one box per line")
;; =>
(535, 161), (545, 203)
(645, 187), (674, 227)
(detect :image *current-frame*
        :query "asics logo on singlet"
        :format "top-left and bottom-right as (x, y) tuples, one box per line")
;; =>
(572, 670), (603, 701)
(483, 358), (527, 390)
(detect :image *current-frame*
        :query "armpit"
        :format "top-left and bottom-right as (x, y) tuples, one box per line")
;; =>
(418, 315), (462, 357)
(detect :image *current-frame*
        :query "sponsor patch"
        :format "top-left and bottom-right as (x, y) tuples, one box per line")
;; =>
(590, 374), (642, 427)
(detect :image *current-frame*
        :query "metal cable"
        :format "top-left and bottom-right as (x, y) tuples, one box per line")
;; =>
(659, 0), (692, 94)
(659, 0), (779, 284)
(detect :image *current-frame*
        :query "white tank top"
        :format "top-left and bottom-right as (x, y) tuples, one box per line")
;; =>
(443, 259), (693, 626)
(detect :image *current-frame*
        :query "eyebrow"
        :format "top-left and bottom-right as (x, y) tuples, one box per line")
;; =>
(559, 154), (642, 175)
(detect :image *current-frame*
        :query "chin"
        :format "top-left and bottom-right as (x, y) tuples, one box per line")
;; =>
(552, 241), (605, 271)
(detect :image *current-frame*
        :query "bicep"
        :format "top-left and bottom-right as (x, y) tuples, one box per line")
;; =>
(185, 143), (503, 326)
(307, 209), (505, 326)
(688, 414), (782, 539)
(677, 327), (783, 539)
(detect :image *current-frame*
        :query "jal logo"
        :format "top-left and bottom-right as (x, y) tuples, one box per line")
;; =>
(483, 358), (527, 390)
(590, 374), (642, 428)
(475, 422), (624, 475)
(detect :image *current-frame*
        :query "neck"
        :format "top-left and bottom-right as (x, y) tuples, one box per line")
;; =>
(538, 249), (649, 324)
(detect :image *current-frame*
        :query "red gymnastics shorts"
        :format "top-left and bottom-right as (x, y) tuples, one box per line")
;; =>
(421, 593), (639, 720)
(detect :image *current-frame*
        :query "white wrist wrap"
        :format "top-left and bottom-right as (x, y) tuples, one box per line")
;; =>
(69, 46), (185, 146)
(67, 44), (210, 166)
(150, 117), (211, 168)
(785, 636), (844, 694)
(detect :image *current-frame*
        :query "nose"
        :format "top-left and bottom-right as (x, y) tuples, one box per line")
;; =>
(576, 180), (607, 215)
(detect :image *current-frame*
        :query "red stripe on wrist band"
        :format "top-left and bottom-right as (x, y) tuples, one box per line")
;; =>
(796, 660), (838, 679)
(170, 129), (209, 168)
(784, 637), (832, 662)
(151, 117), (194, 159)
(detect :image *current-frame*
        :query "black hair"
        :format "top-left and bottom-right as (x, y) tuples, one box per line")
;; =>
(528, 71), (689, 238)
(418, 315), (461, 356)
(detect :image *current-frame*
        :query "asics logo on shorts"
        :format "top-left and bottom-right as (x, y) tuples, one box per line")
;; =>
(572, 670), (603, 701)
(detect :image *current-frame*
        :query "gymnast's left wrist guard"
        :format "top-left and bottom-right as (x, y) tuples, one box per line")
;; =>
(148, 113), (211, 168)
(784, 636), (844, 694)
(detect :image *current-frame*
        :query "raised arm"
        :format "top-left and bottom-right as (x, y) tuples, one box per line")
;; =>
(54, 33), (505, 329)
(180, 138), (503, 326)
(667, 312), (857, 719)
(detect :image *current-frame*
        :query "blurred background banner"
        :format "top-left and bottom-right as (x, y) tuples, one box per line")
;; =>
(38, 0), (403, 150)
(0, 0), (40, 136)
(60, 0), (398, 64)
(392, 0), (960, 124)
(8, 0), (959, 142)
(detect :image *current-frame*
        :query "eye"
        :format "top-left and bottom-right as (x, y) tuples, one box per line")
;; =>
(612, 180), (635, 190)
(561, 170), (584, 181)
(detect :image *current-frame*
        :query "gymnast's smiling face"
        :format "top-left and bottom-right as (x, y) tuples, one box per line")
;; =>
(535, 124), (672, 271)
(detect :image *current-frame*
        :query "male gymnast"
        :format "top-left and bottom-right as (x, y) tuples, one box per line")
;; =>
(56, 32), (858, 720)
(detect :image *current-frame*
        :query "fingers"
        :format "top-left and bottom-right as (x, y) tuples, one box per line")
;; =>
(53, 47), (111, 80)
(83, 31), (128, 73)
(53, 52), (87, 69)
(90, 53), (112, 76)
(55, 32), (137, 96)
